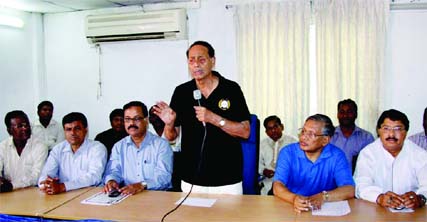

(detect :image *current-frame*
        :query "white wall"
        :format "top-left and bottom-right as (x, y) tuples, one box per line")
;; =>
(1, 1), (426, 140)
(0, 8), (43, 139)
(383, 9), (427, 135)
(41, 0), (237, 138)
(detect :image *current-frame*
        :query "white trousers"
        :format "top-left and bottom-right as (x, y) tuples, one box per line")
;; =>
(181, 181), (243, 195)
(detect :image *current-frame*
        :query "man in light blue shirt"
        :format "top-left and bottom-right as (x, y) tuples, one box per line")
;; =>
(38, 112), (107, 195)
(330, 99), (374, 173)
(103, 101), (173, 195)
(408, 107), (427, 150)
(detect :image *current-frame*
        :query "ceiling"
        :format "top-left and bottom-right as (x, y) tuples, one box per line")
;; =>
(0, 0), (194, 13)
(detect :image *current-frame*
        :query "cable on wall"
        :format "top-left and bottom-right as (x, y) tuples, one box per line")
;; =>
(96, 44), (103, 100)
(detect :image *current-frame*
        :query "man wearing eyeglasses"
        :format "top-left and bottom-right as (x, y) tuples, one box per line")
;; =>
(273, 114), (355, 213)
(354, 109), (427, 210)
(38, 112), (107, 195)
(0, 110), (48, 191)
(259, 115), (297, 195)
(103, 101), (173, 195)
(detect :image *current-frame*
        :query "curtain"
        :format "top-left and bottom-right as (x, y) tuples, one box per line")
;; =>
(314, 0), (389, 133)
(234, 1), (311, 137)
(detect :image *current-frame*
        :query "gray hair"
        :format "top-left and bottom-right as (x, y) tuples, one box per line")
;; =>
(305, 114), (335, 137)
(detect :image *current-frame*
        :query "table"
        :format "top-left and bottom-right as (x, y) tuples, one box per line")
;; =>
(44, 188), (427, 222)
(0, 187), (93, 217)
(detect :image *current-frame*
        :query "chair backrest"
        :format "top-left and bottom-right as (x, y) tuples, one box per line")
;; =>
(241, 114), (260, 195)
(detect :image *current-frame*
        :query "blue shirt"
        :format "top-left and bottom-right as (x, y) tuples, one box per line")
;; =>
(273, 143), (354, 196)
(408, 132), (427, 150)
(103, 132), (173, 190)
(330, 126), (374, 168)
(38, 139), (107, 191)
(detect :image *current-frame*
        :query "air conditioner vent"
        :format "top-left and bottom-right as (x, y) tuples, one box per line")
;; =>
(85, 9), (187, 43)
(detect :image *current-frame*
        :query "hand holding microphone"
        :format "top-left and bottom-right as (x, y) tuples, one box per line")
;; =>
(193, 89), (206, 126)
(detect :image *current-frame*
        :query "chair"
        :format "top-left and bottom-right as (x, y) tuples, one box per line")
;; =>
(241, 114), (260, 195)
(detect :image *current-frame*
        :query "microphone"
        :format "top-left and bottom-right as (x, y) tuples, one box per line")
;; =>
(193, 89), (206, 126)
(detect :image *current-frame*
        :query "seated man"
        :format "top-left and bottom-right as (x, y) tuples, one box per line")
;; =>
(273, 114), (355, 213)
(330, 99), (374, 173)
(38, 112), (107, 195)
(354, 109), (427, 210)
(259, 115), (297, 195)
(32, 101), (64, 150)
(408, 107), (427, 150)
(95, 108), (128, 160)
(0, 110), (48, 190)
(103, 101), (173, 195)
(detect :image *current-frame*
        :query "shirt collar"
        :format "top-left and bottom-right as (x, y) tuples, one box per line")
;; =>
(62, 138), (89, 154)
(335, 125), (362, 136)
(124, 131), (154, 150)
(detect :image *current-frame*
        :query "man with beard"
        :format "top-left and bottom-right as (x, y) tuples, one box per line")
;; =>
(38, 112), (107, 195)
(354, 109), (427, 210)
(259, 115), (297, 195)
(32, 101), (64, 150)
(0, 110), (48, 190)
(330, 99), (374, 173)
(103, 101), (173, 195)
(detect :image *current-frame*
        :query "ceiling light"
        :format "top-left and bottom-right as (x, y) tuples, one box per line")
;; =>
(0, 14), (24, 28)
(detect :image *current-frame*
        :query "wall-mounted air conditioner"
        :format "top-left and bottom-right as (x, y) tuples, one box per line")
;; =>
(390, 0), (427, 10)
(85, 9), (187, 44)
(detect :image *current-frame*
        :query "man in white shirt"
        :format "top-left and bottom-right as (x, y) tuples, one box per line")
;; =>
(32, 101), (64, 150)
(258, 115), (297, 195)
(354, 109), (427, 210)
(0, 110), (48, 190)
(38, 112), (107, 195)
(408, 107), (427, 150)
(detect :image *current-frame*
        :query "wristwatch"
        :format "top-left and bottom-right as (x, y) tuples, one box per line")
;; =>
(418, 194), (426, 207)
(219, 118), (226, 127)
(141, 181), (148, 190)
(322, 191), (329, 202)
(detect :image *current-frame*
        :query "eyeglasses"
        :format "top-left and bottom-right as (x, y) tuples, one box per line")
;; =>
(10, 123), (30, 129)
(298, 128), (327, 139)
(124, 117), (144, 123)
(380, 125), (405, 133)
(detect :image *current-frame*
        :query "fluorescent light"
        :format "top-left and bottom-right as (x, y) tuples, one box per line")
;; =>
(0, 14), (24, 28)
(0, 0), (29, 12)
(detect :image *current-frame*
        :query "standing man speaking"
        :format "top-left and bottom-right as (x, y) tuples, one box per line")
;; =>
(155, 41), (251, 195)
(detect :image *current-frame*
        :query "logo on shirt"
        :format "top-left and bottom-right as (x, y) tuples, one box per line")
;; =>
(218, 99), (230, 110)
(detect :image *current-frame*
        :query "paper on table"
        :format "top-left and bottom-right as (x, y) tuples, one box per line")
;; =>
(312, 200), (351, 216)
(388, 207), (414, 213)
(175, 197), (216, 208)
(81, 192), (129, 206)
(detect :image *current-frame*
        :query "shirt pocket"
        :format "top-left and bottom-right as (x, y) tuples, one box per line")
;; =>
(142, 158), (155, 179)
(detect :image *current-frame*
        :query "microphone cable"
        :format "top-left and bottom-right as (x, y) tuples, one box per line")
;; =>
(161, 114), (207, 222)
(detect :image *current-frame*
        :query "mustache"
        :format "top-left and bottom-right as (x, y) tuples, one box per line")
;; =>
(127, 125), (139, 130)
(386, 137), (398, 142)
